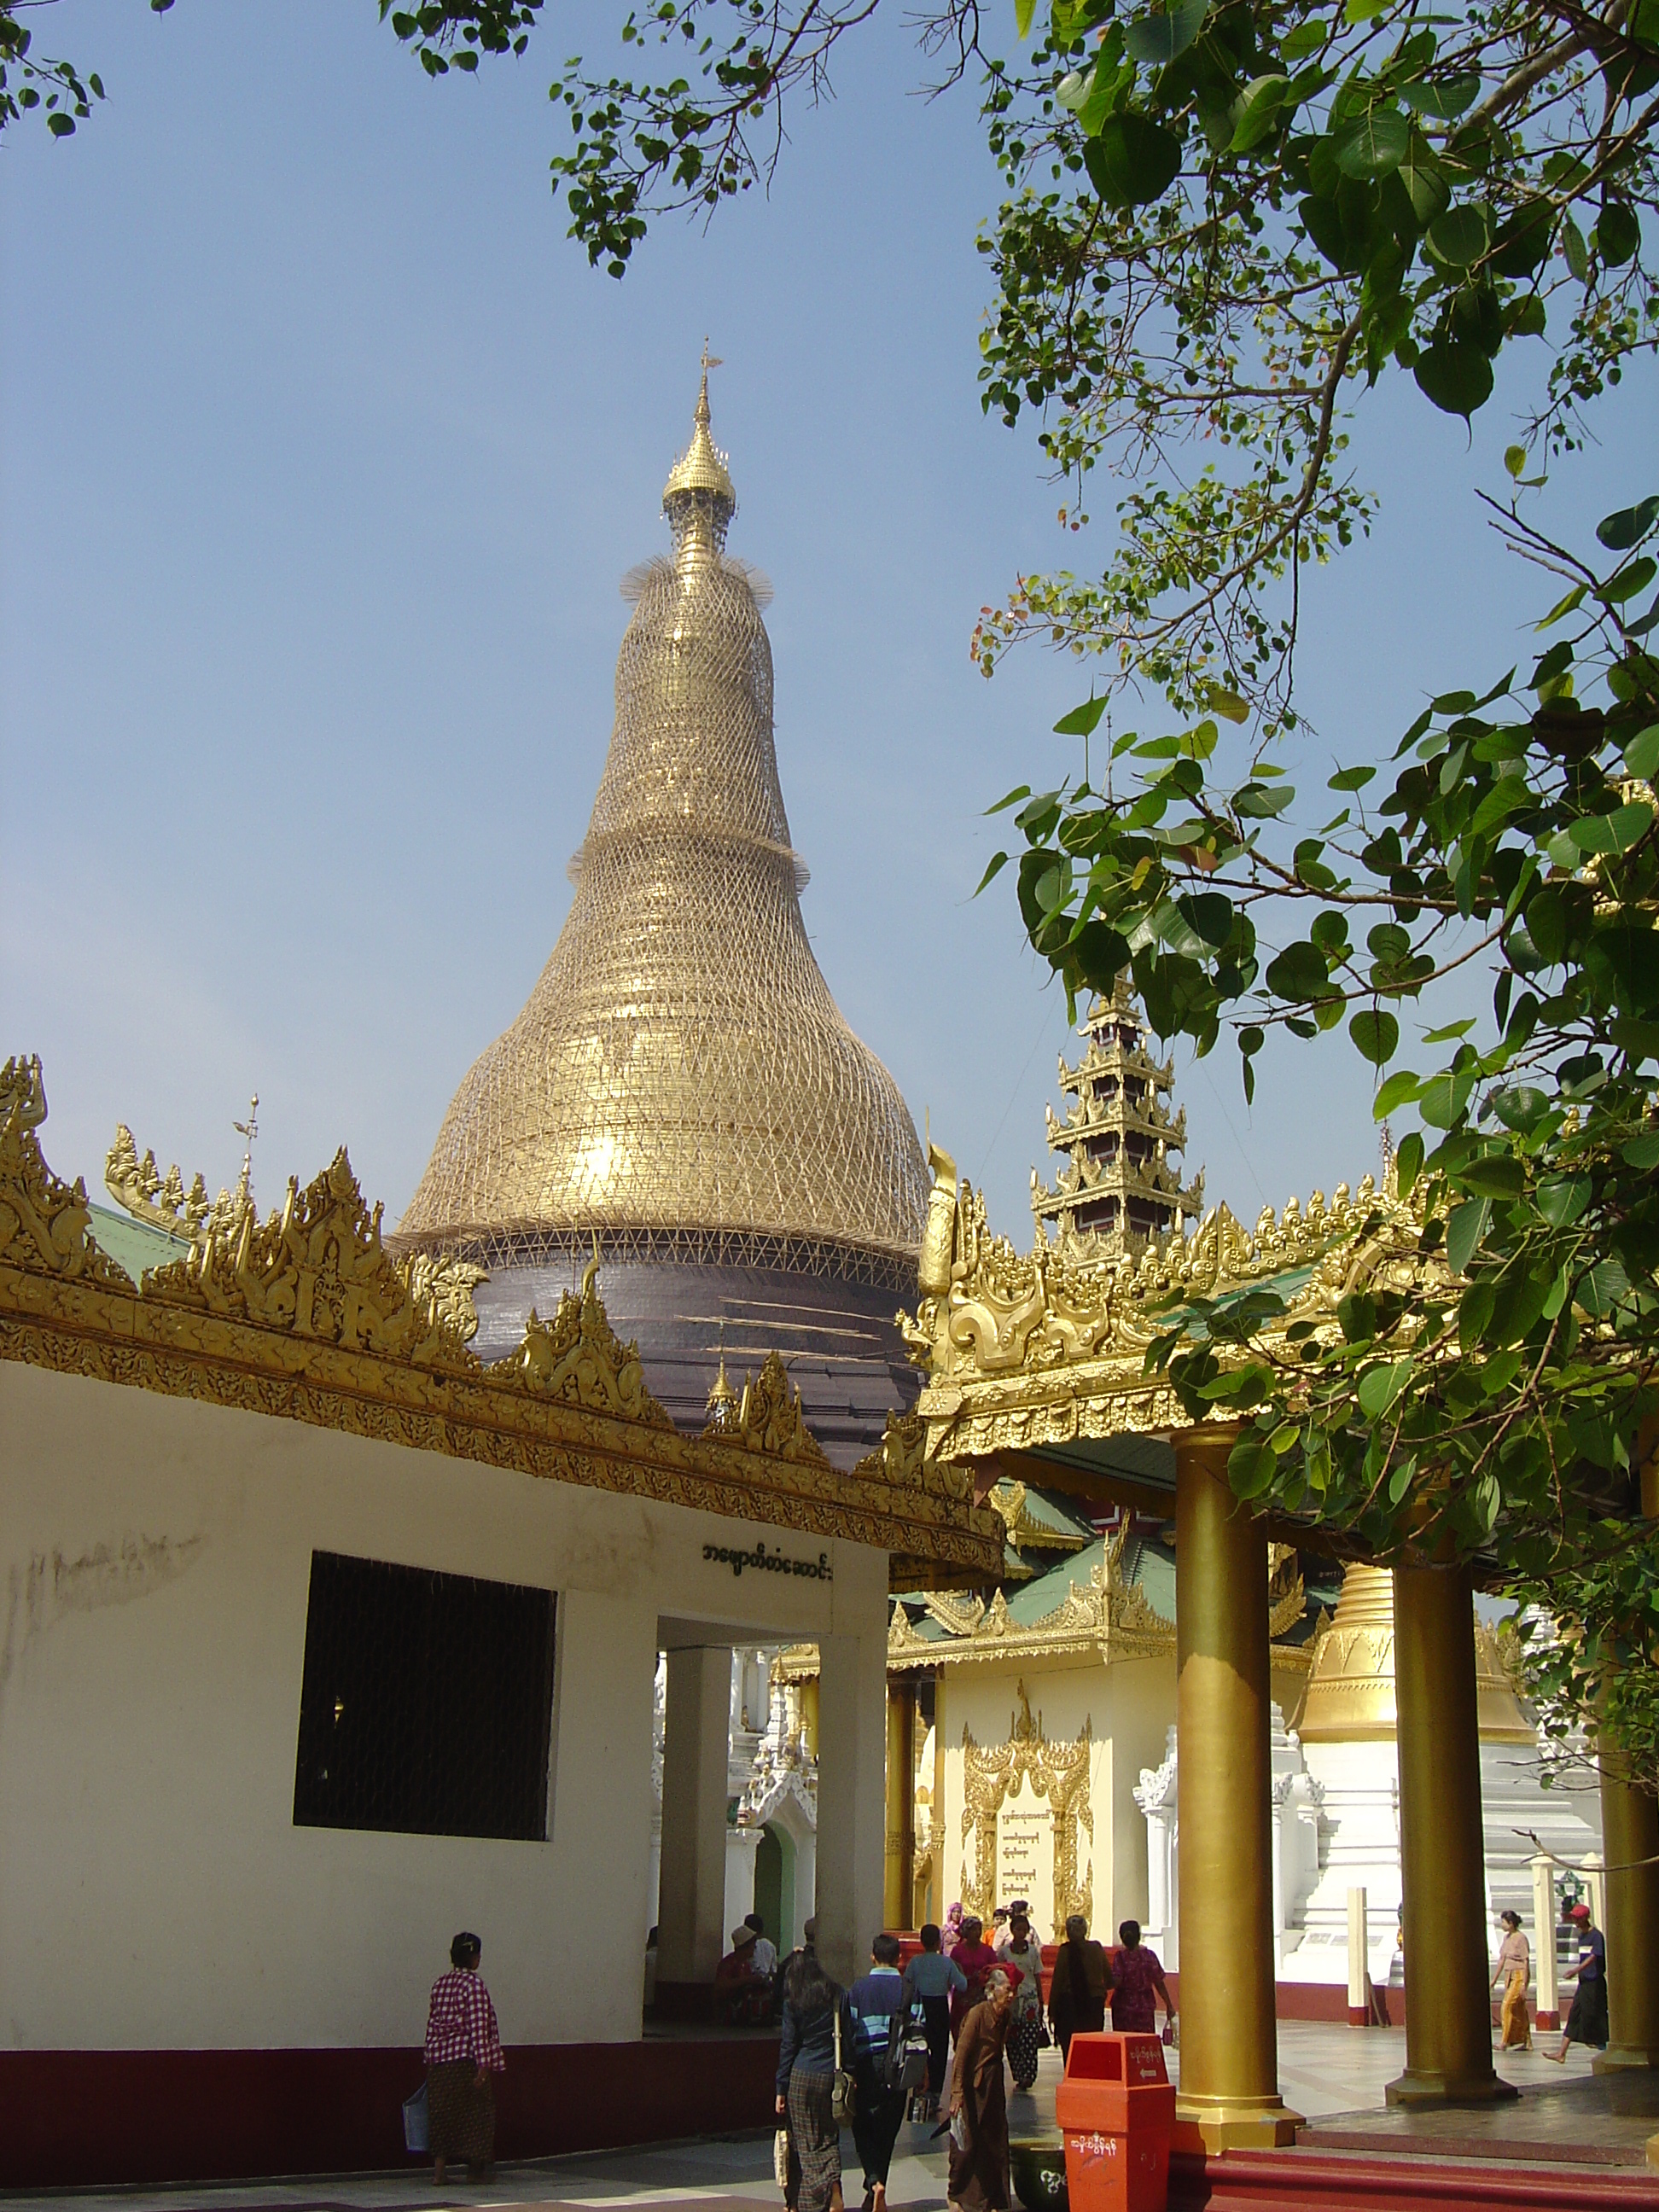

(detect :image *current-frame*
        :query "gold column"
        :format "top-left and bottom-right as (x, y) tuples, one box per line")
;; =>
(1173, 1427), (1300, 2150)
(800, 1675), (820, 1761)
(884, 1676), (917, 1932)
(1387, 1560), (1515, 2105)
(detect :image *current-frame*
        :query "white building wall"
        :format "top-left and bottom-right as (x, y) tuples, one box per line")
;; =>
(0, 1360), (883, 2052)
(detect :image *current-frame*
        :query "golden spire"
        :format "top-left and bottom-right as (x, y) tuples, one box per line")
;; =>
(705, 1351), (738, 1431)
(662, 341), (736, 520)
(398, 384), (927, 1267)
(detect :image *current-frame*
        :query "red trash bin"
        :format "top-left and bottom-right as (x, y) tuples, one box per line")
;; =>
(1054, 2031), (1175, 2212)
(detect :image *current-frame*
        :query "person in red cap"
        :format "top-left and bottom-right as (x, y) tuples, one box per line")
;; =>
(1544, 1901), (1608, 2060)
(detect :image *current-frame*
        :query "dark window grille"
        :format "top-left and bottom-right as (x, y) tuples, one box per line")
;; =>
(293, 1551), (556, 1840)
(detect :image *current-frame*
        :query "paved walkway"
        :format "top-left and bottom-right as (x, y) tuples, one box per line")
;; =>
(3, 2026), (1633, 2212)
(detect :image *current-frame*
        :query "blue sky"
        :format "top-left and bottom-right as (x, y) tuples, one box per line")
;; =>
(3, 2), (1654, 1248)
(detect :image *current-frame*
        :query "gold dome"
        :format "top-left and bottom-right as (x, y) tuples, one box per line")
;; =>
(398, 377), (928, 1266)
(1295, 1563), (1535, 1743)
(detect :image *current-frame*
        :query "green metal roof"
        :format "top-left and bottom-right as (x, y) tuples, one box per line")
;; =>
(87, 1202), (189, 1286)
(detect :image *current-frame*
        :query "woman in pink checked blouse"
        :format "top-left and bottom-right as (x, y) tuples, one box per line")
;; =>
(425, 1931), (505, 2181)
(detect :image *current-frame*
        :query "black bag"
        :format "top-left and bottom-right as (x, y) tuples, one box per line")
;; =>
(884, 2009), (931, 2094)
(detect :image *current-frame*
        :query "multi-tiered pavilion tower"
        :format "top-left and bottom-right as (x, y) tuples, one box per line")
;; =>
(1030, 975), (1204, 1258)
(396, 375), (928, 1462)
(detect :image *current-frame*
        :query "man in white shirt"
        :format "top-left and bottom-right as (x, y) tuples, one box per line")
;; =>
(744, 1912), (778, 1980)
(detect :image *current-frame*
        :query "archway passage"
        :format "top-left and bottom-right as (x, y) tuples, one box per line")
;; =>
(755, 1822), (792, 1962)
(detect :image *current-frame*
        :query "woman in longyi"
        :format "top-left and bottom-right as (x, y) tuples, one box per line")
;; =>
(946, 1969), (1016, 2212)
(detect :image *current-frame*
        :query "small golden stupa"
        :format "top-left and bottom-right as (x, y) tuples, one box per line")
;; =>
(1295, 1563), (1534, 1743)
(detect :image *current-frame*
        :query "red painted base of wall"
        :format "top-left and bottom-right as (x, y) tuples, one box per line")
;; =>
(1170, 2147), (1659, 2209)
(0, 2038), (780, 2191)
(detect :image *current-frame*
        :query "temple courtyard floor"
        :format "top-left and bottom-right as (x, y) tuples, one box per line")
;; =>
(10, 2025), (1658, 2212)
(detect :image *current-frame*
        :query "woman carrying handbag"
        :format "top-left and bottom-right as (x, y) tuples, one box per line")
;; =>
(776, 1950), (855, 2212)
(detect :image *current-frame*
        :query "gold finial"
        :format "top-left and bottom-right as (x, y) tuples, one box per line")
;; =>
(663, 342), (736, 516)
(232, 1092), (259, 1210)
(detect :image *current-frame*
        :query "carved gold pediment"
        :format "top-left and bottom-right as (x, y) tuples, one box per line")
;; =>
(902, 1146), (1446, 1463)
(143, 1148), (478, 1369)
(709, 1348), (831, 1465)
(508, 1248), (672, 1429)
(105, 1124), (211, 1243)
(0, 1058), (132, 1290)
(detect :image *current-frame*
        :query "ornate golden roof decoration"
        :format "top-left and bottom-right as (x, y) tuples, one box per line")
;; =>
(142, 1148), (479, 1369)
(707, 1348), (830, 1465)
(904, 1144), (1440, 1460)
(991, 1476), (1090, 1554)
(0, 1057), (133, 1289)
(1, 1062), (1004, 1586)
(1267, 1540), (1307, 1641)
(105, 1124), (210, 1243)
(508, 1243), (672, 1429)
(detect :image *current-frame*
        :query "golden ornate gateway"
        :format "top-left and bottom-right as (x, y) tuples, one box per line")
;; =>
(959, 1681), (1093, 1933)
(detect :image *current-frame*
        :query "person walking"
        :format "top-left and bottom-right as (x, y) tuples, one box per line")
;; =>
(949, 1916), (1001, 2041)
(777, 1948), (854, 2212)
(946, 1968), (1015, 2212)
(1046, 1916), (1109, 2060)
(849, 1935), (911, 2212)
(423, 1931), (505, 2185)
(902, 1922), (966, 2119)
(1000, 1913), (1045, 2094)
(941, 1902), (964, 1957)
(1545, 1901), (1608, 2060)
(1109, 1921), (1174, 2039)
(1492, 1909), (1532, 2051)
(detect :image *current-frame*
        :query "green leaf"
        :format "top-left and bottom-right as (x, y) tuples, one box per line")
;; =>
(987, 785), (1032, 814)
(1415, 342), (1494, 420)
(1350, 1008), (1400, 1065)
(1622, 1132), (1659, 1168)
(1206, 684), (1251, 724)
(975, 851), (1010, 894)
(1329, 764), (1376, 791)
(1054, 699), (1109, 737)
(1395, 1129), (1424, 1196)
(1228, 1431), (1279, 1499)
(1597, 497), (1659, 552)
(1563, 214), (1590, 285)
(1626, 725), (1659, 778)
(1418, 1067), (1476, 1127)
(1538, 1174), (1591, 1226)
(1570, 801), (1653, 855)
(1373, 1068), (1422, 1119)
(1577, 1257), (1630, 1317)
(1446, 1196), (1492, 1273)
(1125, 0), (1210, 69)
(1264, 940), (1333, 1002)
(1399, 72), (1480, 119)
(1230, 74), (1290, 153)
(1596, 202), (1640, 268)
(1427, 204), (1490, 268)
(1457, 1155), (1526, 1198)
(1015, 0), (1037, 41)
(1084, 114), (1184, 208)
(1280, 20), (1329, 59)
(1357, 1359), (1413, 1420)
(1331, 105), (1410, 179)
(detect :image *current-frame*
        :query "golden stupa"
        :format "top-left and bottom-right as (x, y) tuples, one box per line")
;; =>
(1295, 1563), (1534, 1743)
(399, 371), (928, 1270)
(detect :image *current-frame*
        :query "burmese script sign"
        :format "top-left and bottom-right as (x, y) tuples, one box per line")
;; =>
(996, 1773), (1055, 1937)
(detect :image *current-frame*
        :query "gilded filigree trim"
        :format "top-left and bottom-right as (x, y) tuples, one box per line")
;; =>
(0, 1058), (133, 1291)
(960, 1683), (1092, 1932)
(0, 1070), (1004, 1588)
(706, 1348), (830, 1464)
